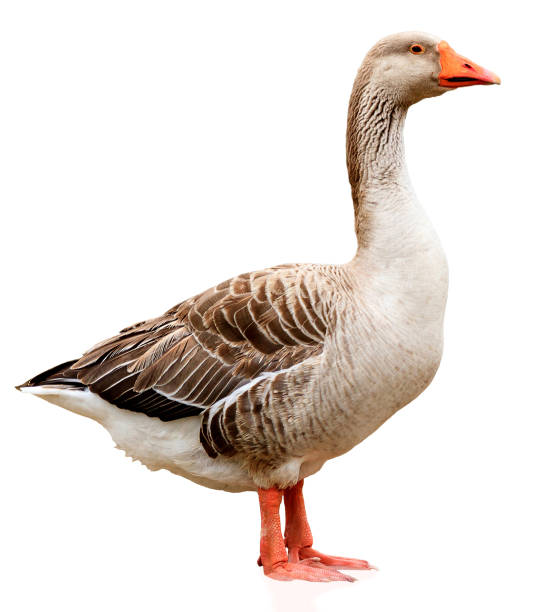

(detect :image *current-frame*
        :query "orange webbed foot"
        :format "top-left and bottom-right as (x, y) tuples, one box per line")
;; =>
(295, 546), (375, 570)
(264, 560), (355, 582)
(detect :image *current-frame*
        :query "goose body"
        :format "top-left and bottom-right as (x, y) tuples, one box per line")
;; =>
(18, 32), (499, 581)
(22, 233), (447, 493)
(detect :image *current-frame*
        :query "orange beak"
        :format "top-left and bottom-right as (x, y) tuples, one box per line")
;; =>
(438, 40), (500, 87)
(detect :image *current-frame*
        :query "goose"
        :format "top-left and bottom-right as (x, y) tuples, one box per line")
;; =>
(17, 31), (499, 582)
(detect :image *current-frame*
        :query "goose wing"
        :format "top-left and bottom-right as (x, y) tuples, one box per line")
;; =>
(63, 264), (332, 426)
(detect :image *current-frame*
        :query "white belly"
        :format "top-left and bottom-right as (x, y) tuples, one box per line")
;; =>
(21, 386), (257, 492)
(22, 386), (335, 490)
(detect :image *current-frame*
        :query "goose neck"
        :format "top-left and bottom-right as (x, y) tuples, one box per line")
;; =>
(346, 83), (409, 249)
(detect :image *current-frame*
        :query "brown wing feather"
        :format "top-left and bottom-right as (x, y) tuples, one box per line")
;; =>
(68, 265), (330, 423)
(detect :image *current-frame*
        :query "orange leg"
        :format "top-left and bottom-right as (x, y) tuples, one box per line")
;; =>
(257, 487), (354, 582)
(283, 480), (373, 571)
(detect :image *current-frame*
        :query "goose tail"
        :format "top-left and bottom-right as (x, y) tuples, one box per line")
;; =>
(16, 361), (108, 423)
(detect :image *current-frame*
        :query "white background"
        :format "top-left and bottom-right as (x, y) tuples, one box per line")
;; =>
(1, 1), (539, 611)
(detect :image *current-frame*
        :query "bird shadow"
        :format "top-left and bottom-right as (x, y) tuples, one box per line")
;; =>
(265, 570), (376, 611)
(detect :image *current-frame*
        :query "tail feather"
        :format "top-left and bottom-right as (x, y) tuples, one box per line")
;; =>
(16, 360), (111, 422)
(17, 358), (201, 423)
(16, 360), (86, 391)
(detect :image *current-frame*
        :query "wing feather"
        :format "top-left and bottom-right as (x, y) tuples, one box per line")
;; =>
(66, 264), (333, 434)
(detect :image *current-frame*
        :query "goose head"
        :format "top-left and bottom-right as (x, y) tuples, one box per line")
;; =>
(363, 31), (500, 105)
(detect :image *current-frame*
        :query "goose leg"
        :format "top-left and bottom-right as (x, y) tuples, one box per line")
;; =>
(257, 487), (354, 582)
(283, 480), (373, 571)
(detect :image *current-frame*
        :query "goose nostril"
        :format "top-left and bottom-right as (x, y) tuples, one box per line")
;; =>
(464, 63), (473, 69)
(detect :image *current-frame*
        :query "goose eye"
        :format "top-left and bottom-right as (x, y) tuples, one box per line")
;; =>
(409, 44), (425, 55)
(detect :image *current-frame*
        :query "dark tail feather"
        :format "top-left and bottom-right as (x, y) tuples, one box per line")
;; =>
(16, 360), (86, 391)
